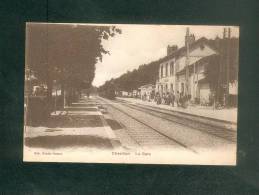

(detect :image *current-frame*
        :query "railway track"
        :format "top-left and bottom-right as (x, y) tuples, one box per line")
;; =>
(113, 98), (236, 143)
(96, 97), (198, 153)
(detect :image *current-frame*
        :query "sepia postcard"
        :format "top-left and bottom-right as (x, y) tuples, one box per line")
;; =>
(24, 23), (239, 165)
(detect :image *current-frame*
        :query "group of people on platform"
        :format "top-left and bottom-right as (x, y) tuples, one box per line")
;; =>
(154, 91), (189, 108)
(141, 92), (155, 102)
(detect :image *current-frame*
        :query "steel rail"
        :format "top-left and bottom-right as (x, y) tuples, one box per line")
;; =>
(97, 97), (198, 154)
(114, 99), (236, 143)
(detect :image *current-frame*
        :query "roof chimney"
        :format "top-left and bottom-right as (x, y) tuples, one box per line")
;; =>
(223, 28), (227, 39)
(228, 27), (231, 38)
(167, 45), (178, 56)
(185, 28), (195, 47)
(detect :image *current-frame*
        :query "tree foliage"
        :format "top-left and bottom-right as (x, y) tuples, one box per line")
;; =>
(203, 54), (220, 92)
(207, 37), (239, 82)
(26, 23), (121, 97)
(99, 59), (162, 93)
(204, 37), (239, 103)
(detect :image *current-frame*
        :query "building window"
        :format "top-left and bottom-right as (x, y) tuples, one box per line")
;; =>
(165, 63), (168, 77)
(181, 83), (184, 94)
(161, 65), (163, 78)
(170, 62), (174, 75)
(175, 61), (179, 72)
(171, 84), (174, 92)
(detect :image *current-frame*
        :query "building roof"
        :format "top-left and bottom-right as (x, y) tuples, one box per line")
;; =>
(139, 84), (155, 89)
(176, 53), (218, 74)
(159, 37), (217, 64)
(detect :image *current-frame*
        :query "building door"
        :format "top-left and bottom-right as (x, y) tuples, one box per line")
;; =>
(171, 83), (174, 92)
(199, 83), (210, 105)
(181, 83), (184, 94)
(161, 85), (163, 94)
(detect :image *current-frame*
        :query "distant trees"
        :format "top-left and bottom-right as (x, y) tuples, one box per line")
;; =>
(26, 23), (121, 106)
(207, 37), (239, 82)
(203, 54), (221, 93)
(205, 37), (239, 104)
(98, 59), (161, 93)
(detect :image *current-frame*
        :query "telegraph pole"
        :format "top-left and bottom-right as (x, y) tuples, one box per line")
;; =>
(185, 27), (190, 97)
(222, 28), (227, 107)
(216, 35), (221, 108)
(226, 27), (231, 107)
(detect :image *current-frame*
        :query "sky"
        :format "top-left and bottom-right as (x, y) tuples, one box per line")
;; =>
(91, 24), (239, 87)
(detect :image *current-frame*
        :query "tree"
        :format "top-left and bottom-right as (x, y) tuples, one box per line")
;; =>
(98, 58), (161, 93)
(208, 37), (239, 82)
(26, 23), (121, 105)
(203, 54), (220, 93)
(205, 37), (239, 104)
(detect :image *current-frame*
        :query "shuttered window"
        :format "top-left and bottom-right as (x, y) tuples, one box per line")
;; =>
(170, 62), (174, 75)
(161, 65), (163, 78)
(165, 63), (168, 77)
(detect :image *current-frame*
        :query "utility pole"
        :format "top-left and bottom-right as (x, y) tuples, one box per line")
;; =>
(226, 27), (231, 107)
(25, 25), (29, 129)
(216, 35), (221, 108)
(53, 80), (57, 114)
(193, 61), (196, 101)
(185, 27), (190, 97)
(222, 28), (227, 107)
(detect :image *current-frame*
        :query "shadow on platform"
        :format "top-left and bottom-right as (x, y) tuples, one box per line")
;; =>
(24, 135), (113, 149)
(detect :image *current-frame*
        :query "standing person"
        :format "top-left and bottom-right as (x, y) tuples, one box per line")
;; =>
(171, 90), (175, 107)
(143, 92), (146, 101)
(161, 93), (164, 104)
(156, 92), (161, 105)
(176, 91), (180, 107)
(162, 93), (166, 104)
(179, 92), (183, 107)
(151, 91), (155, 102)
(166, 92), (170, 105)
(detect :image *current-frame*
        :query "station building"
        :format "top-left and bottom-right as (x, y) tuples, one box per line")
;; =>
(156, 28), (219, 104)
(139, 84), (156, 101)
